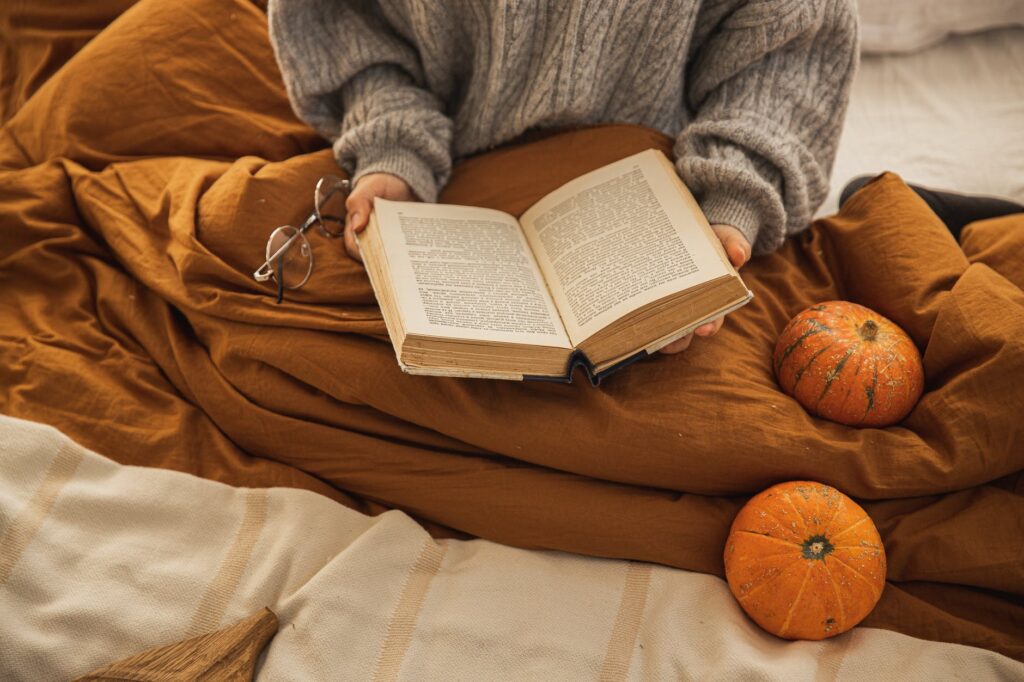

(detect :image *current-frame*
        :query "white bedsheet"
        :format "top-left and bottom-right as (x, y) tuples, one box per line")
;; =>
(820, 27), (1024, 217)
(2, 414), (1022, 680)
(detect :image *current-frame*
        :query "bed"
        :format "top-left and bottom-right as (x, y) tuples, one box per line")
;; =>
(821, 25), (1024, 216)
(1, 0), (1022, 676)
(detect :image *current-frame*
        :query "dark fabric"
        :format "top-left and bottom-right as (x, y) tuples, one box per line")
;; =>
(841, 175), (1024, 240)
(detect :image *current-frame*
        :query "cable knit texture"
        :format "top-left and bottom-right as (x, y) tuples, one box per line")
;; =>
(268, 0), (858, 253)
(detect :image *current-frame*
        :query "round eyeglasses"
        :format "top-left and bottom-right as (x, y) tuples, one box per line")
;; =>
(253, 175), (351, 303)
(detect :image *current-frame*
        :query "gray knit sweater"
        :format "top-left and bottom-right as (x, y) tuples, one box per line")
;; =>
(268, 0), (858, 254)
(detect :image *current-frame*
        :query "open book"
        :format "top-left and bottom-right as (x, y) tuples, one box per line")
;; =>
(357, 149), (753, 384)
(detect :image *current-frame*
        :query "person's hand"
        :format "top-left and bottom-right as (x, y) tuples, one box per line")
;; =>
(660, 223), (752, 354)
(343, 172), (417, 261)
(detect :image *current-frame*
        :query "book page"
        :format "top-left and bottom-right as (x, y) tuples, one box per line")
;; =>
(368, 198), (571, 348)
(519, 149), (731, 345)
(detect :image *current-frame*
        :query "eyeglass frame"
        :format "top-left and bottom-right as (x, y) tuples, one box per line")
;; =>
(252, 175), (352, 302)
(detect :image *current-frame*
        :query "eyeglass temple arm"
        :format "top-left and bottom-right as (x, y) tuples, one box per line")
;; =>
(315, 177), (350, 234)
(252, 212), (319, 282)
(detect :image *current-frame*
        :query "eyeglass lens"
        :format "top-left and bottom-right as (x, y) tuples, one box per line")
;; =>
(315, 175), (349, 238)
(266, 226), (313, 289)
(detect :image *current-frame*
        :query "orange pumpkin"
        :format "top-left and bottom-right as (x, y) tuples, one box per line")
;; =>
(724, 481), (886, 640)
(774, 301), (924, 427)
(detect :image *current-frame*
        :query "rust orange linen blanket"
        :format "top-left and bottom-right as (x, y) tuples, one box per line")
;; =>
(1, 0), (1022, 660)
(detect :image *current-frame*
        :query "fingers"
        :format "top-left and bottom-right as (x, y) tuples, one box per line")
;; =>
(342, 193), (372, 262)
(710, 224), (752, 270)
(662, 315), (728, 354)
(343, 224), (363, 261)
(694, 317), (724, 337)
(344, 194), (372, 234)
(659, 333), (693, 354)
(724, 234), (751, 269)
(340, 172), (416, 263)
(344, 173), (416, 234)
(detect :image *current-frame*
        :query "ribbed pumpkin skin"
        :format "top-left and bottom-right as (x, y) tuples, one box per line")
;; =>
(724, 481), (886, 640)
(774, 301), (924, 427)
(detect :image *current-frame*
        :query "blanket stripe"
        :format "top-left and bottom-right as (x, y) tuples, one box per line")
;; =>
(373, 539), (449, 682)
(0, 442), (82, 584)
(187, 489), (270, 636)
(599, 562), (653, 681)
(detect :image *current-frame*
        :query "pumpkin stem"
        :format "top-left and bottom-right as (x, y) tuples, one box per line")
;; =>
(859, 319), (879, 342)
(801, 534), (835, 560)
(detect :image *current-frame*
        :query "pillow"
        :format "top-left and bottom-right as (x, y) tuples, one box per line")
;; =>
(858, 0), (1024, 53)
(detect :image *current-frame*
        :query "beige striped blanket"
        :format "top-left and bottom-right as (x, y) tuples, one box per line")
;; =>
(1, 414), (1021, 680)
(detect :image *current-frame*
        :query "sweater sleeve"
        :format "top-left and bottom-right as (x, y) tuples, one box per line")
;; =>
(676, 0), (858, 254)
(267, 0), (453, 202)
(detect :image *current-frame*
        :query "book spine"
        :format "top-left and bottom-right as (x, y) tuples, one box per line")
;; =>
(522, 349), (650, 386)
